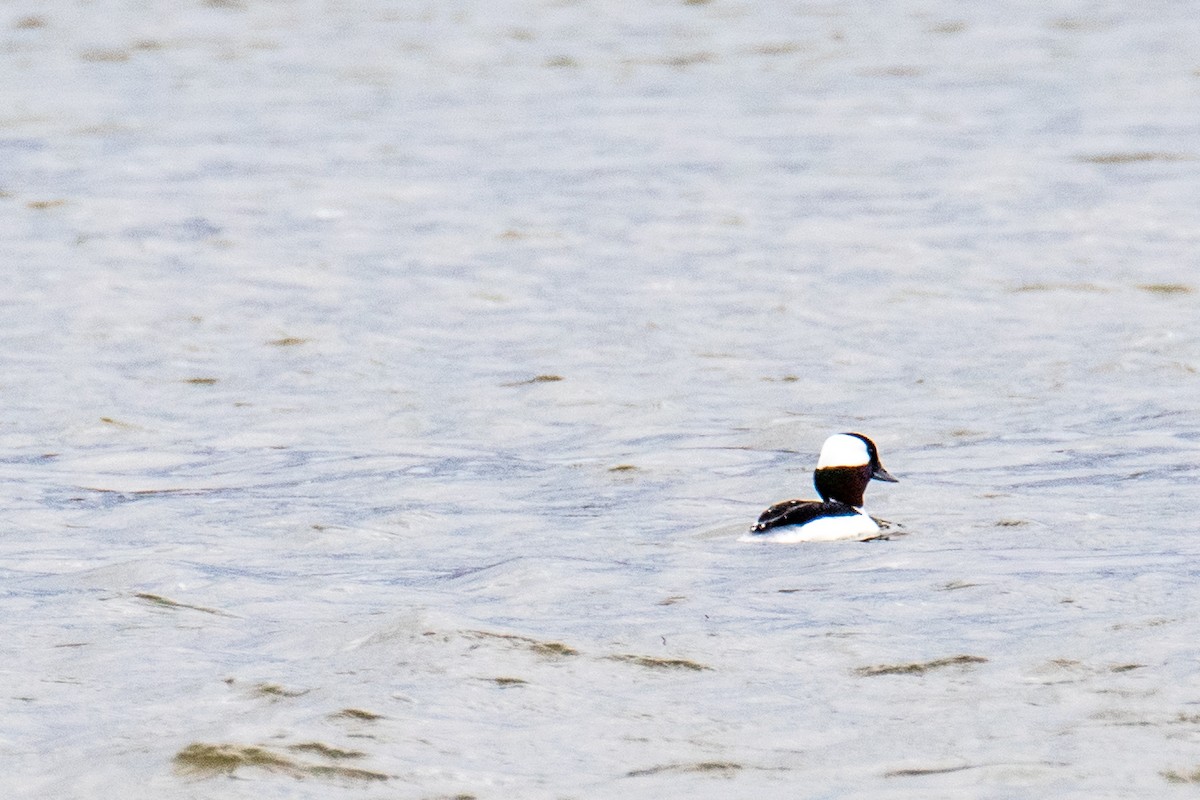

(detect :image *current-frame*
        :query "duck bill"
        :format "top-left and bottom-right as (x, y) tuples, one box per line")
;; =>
(871, 464), (899, 483)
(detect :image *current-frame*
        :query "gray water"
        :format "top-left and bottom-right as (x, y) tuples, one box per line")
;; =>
(4, 1), (1200, 797)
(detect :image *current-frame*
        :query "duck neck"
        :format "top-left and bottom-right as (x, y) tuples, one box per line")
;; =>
(813, 465), (869, 508)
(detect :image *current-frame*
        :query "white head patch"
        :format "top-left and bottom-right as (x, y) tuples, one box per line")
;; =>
(816, 434), (870, 469)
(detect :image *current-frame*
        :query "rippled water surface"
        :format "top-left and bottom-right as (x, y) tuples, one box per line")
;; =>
(4, 1), (1200, 797)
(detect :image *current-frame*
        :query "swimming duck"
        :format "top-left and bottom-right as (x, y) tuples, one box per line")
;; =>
(743, 432), (898, 542)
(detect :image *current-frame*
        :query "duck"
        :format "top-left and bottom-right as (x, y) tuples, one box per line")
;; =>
(741, 432), (898, 542)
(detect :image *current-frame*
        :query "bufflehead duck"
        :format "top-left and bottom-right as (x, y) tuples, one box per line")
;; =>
(742, 432), (898, 543)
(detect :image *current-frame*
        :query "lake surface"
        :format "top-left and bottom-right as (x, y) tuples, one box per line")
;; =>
(4, 1), (1200, 797)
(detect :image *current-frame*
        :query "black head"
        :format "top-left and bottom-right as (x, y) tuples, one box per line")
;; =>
(812, 432), (897, 507)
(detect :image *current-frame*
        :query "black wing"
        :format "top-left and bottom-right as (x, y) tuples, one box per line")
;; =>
(751, 499), (857, 533)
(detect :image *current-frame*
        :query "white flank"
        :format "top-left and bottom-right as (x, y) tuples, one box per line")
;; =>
(815, 433), (870, 469)
(739, 512), (880, 543)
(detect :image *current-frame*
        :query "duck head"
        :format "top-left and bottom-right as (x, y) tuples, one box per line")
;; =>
(813, 432), (897, 507)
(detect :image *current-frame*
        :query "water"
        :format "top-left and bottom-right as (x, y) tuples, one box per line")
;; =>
(4, 1), (1200, 797)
